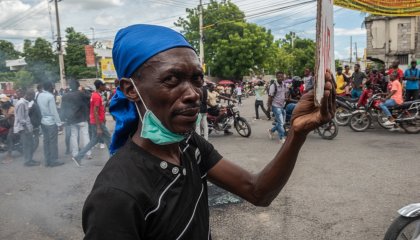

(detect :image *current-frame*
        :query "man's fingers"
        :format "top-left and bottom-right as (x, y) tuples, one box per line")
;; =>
(320, 88), (331, 117)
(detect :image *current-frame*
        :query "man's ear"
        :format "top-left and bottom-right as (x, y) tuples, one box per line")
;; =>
(120, 78), (140, 102)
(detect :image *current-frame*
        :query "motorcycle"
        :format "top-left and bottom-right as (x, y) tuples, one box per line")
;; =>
(335, 96), (358, 126)
(335, 84), (384, 126)
(349, 94), (420, 133)
(284, 101), (338, 140)
(207, 101), (251, 137)
(384, 203), (420, 240)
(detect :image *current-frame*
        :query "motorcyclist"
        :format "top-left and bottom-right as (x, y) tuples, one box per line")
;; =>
(380, 72), (404, 126)
(207, 84), (235, 135)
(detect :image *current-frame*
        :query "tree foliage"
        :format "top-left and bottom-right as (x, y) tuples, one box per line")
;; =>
(23, 38), (59, 84)
(64, 27), (97, 79)
(176, 1), (316, 79)
(176, 0), (274, 79)
(0, 40), (20, 72)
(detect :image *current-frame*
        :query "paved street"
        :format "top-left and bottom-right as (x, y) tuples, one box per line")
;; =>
(0, 96), (419, 240)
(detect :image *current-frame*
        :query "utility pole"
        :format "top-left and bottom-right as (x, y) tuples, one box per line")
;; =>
(355, 42), (358, 63)
(199, 0), (204, 71)
(54, 0), (66, 88)
(349, 36), (352, 63)
(90, 27), (95, 44)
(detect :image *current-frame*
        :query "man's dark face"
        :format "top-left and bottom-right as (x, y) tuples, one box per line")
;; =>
(126, 48), (202, 134)
(392, 61), (399, 68)
(354, 65), (360, 72)
(98, 84), (106, 92)
(411, 62), (417, 69)
(276, 73), (284, 83)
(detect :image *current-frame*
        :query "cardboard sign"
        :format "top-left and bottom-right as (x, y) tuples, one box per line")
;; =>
(315, 0), (335, 106)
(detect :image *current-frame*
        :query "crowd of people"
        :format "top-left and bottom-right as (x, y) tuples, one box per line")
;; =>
(336, 60), (419, 126)
(0, 79), (115, 167)
(2, 59), (415, 167)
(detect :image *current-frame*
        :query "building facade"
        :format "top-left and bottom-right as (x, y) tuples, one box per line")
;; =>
(365, 16), (420, 69)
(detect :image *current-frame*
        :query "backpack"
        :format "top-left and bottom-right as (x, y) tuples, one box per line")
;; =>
(269, 83), (277, 96)
(29, 102), (42, 128)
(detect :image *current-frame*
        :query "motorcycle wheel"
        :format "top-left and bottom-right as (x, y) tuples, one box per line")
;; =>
(399, 111), (420, 134)
(234, 117), (251, 137)
(334, 107), (351, 126)
(377, 111), (393, 129)
(349, 112), (371, 132)
(317, 120), (338, 140)
(384, 215), (420, 240)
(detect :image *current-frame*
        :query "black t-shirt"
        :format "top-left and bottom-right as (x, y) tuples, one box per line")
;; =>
(61, 91), (90, 124)
(83, 133), (223, 240)
(352, 71), (367, 90)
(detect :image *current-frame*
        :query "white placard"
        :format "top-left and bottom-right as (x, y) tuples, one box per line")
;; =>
(315, 0), (335, 106)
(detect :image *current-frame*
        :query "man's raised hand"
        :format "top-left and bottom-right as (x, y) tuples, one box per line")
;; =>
(290, 70), (336, 135)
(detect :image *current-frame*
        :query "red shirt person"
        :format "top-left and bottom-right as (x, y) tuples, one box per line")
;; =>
(72, 80), (112, 167)
(387, 60), (404, 82)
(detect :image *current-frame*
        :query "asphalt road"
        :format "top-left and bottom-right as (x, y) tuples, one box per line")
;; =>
(0, 96), (419, 240)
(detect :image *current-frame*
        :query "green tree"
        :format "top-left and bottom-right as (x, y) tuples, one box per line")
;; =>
(14, 70), (34, 89)
(23, 38), (59, 84)
(275, 32), (316, 76)
(64, 27), (97, 79)
(176, 0), (275, 79)
(0, 40), (20, 72)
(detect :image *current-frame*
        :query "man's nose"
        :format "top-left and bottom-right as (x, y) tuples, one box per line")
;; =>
(181, 82), (200, 103)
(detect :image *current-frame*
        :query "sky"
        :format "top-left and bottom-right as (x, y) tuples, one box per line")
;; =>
(0, 0), (367, 61)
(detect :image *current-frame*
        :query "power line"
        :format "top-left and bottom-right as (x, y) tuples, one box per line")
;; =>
(0, 1), (47, 29)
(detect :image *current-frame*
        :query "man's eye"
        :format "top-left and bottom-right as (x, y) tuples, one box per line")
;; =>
(164, 76), (179, 84)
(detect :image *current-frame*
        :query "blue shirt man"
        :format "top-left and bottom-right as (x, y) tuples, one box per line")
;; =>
(404, 60), (419, 101)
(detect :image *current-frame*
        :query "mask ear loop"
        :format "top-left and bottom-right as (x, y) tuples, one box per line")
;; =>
(130, 78), (148, 122)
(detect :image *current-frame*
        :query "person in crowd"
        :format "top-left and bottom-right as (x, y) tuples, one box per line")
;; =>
(234, 83), (242, 105)
(195, 84), (209, 140)
(61, 80), (92, 162)
(368, 68), (383, 86)
(0, 94), (15, 164)
(82, 24), (335, 239)
(404, 60), (419, 101)
(343, 65), (352, 79)
(224, 84), (232, 99)
(351, 63), (367, 98)
(207, 84), (233, 135)
(267, 71), (288, 144)
(14, 89), (39, 167)
(72, 80), (111, 167)
(35, 84), (43, 99)
(357, 81), (373, 108)
(302, 68), (313, 93)
(380, 72), (403, 126)
(336, 67), (348, 97)
(387, 60), (404, 82)
(254, 80), (270, 120)
(27, 90), (42, 152)
(37, 81), (64, 167)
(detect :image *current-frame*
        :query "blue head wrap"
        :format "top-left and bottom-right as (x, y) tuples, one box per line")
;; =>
(109, 24), (194, 154)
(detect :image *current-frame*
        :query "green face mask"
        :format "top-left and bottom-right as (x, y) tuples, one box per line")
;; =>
(130, 78), (200, 145)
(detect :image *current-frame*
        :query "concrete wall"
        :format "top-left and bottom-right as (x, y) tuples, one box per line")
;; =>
(366, 16), (420, 67)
